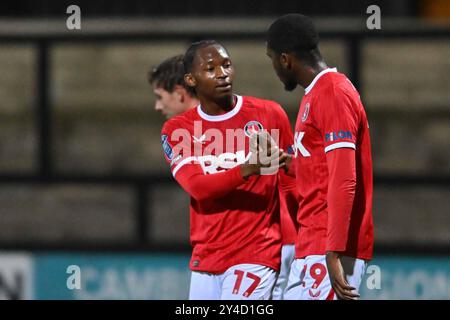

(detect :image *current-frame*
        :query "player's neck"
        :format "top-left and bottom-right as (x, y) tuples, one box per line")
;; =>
(299, 61), (328, 89)
(187, 97), (200, 110)
(199, 95), (236, 115)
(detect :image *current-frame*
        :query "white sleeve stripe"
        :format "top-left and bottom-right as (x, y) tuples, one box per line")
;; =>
(325, 142), (356, 153)
(172, 156), (198, 177)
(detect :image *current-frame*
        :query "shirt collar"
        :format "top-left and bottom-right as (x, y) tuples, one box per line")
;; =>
(197, 95), (242, 122)
(304, 68), (337, 95)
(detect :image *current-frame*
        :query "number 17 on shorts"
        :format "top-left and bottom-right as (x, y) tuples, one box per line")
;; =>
(222, 264), (277, 300)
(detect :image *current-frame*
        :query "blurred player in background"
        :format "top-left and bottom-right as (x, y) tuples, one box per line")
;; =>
(148, 55), (199, 119)
(266, 14), (374, 300)
(150, 54), (298, 300)
(160, 40), (295, 299)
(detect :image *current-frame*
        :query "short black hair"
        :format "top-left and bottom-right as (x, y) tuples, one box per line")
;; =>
(183, 40), (224, 73)
(148, 54), (195, 96)
(267, 14), (322, 66)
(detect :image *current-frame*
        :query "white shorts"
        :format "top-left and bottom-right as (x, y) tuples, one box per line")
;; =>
(272, 244), (295, 300)
(189, 263), (277, 300)
(284, 255), (367, 300)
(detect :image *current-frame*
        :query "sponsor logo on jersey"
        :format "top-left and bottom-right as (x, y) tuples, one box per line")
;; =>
(198, 150), (251, 174)
(244, 121), (263, 137)
(161, 134), (173, 160)
(301, 103), (310, 122)
(294, 131), (311, 157)
(325, 131), (352, 142)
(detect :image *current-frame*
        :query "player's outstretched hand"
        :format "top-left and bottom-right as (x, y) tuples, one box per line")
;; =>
(241, 131), (287, 178)
(254, 131), (292, 173)
(326, 251), (360, 300)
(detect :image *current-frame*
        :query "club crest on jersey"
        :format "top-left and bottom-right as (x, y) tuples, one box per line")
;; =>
(302, 103), (310, 122)
(244, 121), (263, 137)
(161, 134), (173, 160)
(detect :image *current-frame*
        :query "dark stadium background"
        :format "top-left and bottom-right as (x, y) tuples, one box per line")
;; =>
(0, 0), (449, 299)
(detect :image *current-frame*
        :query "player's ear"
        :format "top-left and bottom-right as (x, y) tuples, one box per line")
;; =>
(184, 73), (196, 89)
(173, 85), (185, 103)
(280, 53), (292, 70)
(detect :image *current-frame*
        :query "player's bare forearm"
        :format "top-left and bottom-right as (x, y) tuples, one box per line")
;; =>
(325, 251), (360, 300)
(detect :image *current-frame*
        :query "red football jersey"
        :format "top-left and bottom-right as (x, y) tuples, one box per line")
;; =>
(161, 95), (297, 274)
(292, 68), (374, 260)
(279, 173), (298, 245)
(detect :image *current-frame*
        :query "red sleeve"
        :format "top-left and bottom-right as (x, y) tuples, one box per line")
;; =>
(316, 86), (359, 153)
(161, 120), (246, 202)
(279, 168), (299, 242)
(325, 148), (356, 252)
(175, 164), (246, 202)
(316, 86), (359, 252)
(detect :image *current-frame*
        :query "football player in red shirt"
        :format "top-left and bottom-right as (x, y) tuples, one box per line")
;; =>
(266, 14), (374, 300)
(161, 40), (297, 299)
(148, 55), (199, 119)
(150, 53), (298, 299)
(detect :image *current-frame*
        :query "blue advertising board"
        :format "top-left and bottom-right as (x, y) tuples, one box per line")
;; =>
(1, 252), (448, 299)
(34, 253), (191, 299)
